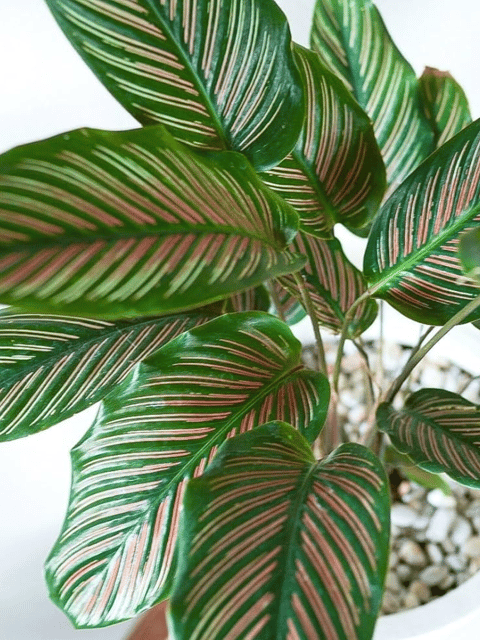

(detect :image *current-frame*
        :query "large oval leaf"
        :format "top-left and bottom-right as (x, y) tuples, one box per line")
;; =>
(0, 310), (213, 442)
(170, 423), (390, 640)
(419, 67), (472, 149)
(364, 119), (480, 325)
(45, 313), (329, 627)
(310, 0), (434, 192)
(45, 0), (304, 170)
(377, 389), (480, 488)
(0, 125), (303, 318)
(261, 46), (385, 236)
(279, 234), (378, 337)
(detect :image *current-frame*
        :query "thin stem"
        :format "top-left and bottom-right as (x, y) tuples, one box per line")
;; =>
(292, 272), (327, 376)
(332, 289), (374, 393)
(267, 279), (287, 323)
(384, 293), (480, 405)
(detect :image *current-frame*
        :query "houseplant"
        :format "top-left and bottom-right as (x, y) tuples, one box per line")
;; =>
(2, 1), (480, 640)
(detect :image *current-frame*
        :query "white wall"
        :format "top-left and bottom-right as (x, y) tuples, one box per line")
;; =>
(0, 2), (479, 639)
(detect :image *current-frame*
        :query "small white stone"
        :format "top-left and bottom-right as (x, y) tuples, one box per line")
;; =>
(388, 551), (399, 568)
(420, 367), (444, 388)
(427, 488), (456, 509)
(425, 508), (456, 542)
(411, 514), (430, 530)
(466, 499), (480, 519)
(391, 504), (418, 528)
(419, 565), (449, 586)
(426, 543), (444, 564)
(464, 536), (480, 558)
(439, 573), (455, 590)
(471, 516), (480, 534)
(396, 563), (412, 581)
(385, 572), (401, 593)
(451, 516), (473, 547)
(403, 593), (420, 609)
(442, 538), (456, 554)
(446, 553), (468, 572)
(398, 540), (427, 567)
(409, 580), (430, 602)
(382, 591), (400, 614)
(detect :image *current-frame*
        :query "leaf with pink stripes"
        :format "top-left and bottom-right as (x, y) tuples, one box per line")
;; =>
(45, 0), (304, 171)
(377, 389), (480, 488)
(278, 235), (378, 337)
(364, 119), (480, 325)
(0, 309), (213, 442)
(0, 125), (303, 318)
(169, 423), (390, 640)
(261, 46), (385, 237)
(419, 67), (472, 149)
(45, 313), (329, 627)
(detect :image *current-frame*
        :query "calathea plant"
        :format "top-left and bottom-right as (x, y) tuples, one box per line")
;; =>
(2, 0), (480, 638)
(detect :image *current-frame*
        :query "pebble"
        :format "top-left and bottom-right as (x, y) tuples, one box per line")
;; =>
(398, 540), (427, 567)
(466, 499), (480, 519)
(382, 591), (401, 614)
(396, 563), (412, 581)
(451, 516), (473, 547)
(391, 504), (418, 528)
(442, 538), (456, 554)
(426, 543), (443, 564)
(403, 592), (420, 609)
(385, 572), (401, 593)
(419, 565), (449, 586)
(446, 554), (468, 572)
(425, 508), (456, 542)
(439, 573), (455, 590)
(463, 536), (480, 558)
(427, 489), (456, 509)
(409, 580), (430, 603)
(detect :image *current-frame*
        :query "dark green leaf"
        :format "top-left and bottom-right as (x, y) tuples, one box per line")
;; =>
(46, 313), (329, 627)
(261, 45), (385, 236)
(419, 67), (472, 148)
(170, 423), (390, 640)
(364, 119), (480, 325)
(378, 388), (480, 488)
(311, 0), (434, 193)
(0, 125), (304, 318)
(45, 0), (304, 170)
(279, 235), (377, 337)
(459, 226), (480, 283)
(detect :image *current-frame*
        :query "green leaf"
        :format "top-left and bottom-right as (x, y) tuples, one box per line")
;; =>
(0, 310), (214, 442)
(377, 388), (480, 488)
(279, 235), (378, 337)
(261, 46), (385, 236)
(364, 119), (480, 325)
(384, 446), (452, 494)
(0, 125), (304, 318)
(45, 0), (304, 171)
(310, 0), (434, 193)
(270, 280), (306, 325)
(170, 423), (390, 640)
(227, 285), (271, 314)
(46, 313), (329, 627)
(419, 67), (472, 148)
(459, 226), (480, 283)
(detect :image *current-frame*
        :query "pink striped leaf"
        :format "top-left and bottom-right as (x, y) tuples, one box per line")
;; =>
(419, 67), (472, 149)
(227, 286), (270, 314)
(0, 125), (304, 318)
(44, 0), (304, 171)
(364, 120), (480, 325)
(45, 313), (329, 627)
(377, 389), (480, 488)
(270, 280), (306, 326)
(169, 422), (390, 640)
(311, 0), (434, 195)
(279, 234), (378, 337)
(261, 46), (385, 236)
(0, 310), (213, 442)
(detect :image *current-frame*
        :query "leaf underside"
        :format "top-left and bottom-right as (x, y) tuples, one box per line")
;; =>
(378, 389), (480, 488)
(0, 125), (304, 318)
(261, 45), (385, 237)
(170, 423), (390, 640)
(0, 310), (215, 442)
(310, 0), (434, 194)
(45, 313), (329, 627)
(364, 119), (480, 326)
(44, 0), (304, 171)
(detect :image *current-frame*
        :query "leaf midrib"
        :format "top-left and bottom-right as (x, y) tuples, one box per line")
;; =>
(368, 202), (480, 295)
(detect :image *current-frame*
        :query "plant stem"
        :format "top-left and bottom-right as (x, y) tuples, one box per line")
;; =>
(292, 272), (327, 376)
(384, 293), (480, 405)
(332, 289), (374, 393)
(267, 280), (287, 323)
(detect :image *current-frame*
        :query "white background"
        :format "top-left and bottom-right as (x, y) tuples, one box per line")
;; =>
(0, 1), (479, 639)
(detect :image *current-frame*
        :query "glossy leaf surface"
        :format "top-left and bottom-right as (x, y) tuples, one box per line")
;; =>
(170, 423), (390, 640)
(420, 67), (472, 148)
(280, 235), (377, 337)
(378, 389), (480, 488)
(0, 310), (213, 442)
(46, 313), (329, 627)
(364, 120), (480, 325)
(45, 0), (304, 170)
(261, 46), (385, 236)
(311, 0), (433, 192)
(270, 280), (306, 326)
(0, 126), (303, 318)
(459, 226), (480, 283)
